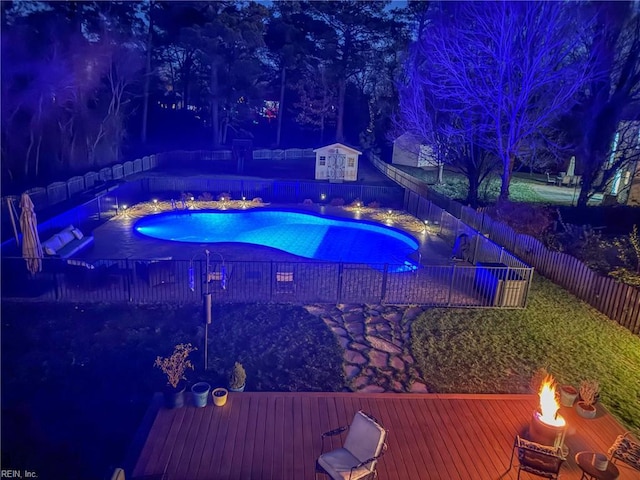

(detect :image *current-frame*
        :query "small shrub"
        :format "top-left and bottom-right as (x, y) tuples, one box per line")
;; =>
(302, 198), (314, 205)
(367, 201), (380, 208)
(154, 343), (196, 388)
(217, 192), (231, 201)
(579, 379), (600, 406)
(198, 192), (213, 201)
(348, 198), (363, 208)
(330, 197), (345, 206)
(251, 197), (263, 204)
(229, 361), (247, 389)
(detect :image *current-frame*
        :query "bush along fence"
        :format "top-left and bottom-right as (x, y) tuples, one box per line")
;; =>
(370, 154), (640, 335)
(1, 256), (532, 309)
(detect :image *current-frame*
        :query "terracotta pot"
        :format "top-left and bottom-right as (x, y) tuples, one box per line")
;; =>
(576, 401), (597, 419)
(560, 385), (578, 407)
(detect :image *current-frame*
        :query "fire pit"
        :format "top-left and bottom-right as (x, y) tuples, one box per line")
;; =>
(529, 375), (567, 449)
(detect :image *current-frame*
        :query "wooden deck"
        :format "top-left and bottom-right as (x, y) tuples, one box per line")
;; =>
(130, 392), (638, 480)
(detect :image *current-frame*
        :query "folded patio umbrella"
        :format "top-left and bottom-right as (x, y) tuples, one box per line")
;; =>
(19, 193), (43, 274)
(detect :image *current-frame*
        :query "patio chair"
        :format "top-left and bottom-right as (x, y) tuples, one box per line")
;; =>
(135, 257), (175, 287)
(545, 173), (556, 185)
(608, 432), (640, 473)
(316, 411), (387, 480)
(508, 435), (565, 479)
(64, 259), (120, 291)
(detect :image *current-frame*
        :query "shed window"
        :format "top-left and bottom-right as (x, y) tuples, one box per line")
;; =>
(347, 157), (355, 167)
(319, 155), (326, 166)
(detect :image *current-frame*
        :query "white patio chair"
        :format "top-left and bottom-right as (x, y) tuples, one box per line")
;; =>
(316, 411), (387, 480)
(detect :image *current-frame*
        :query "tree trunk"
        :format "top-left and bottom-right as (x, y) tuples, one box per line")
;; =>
(336, 78), (346, 143)
(467, 174), (479, 208)
(499, 153), (515, 200)
(34, 134), (42, 177)
(437, 163), (444, 184)
(141, 6), (153, 144)
(276, 65), (286, 147)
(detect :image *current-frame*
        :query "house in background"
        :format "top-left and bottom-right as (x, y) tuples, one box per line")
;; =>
(392, 133), (439, 168)
(313, 143), (361, 182)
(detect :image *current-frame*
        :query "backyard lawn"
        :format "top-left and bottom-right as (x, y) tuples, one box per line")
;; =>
(2, 276), (639, 479)
(412, 275), (640, 434)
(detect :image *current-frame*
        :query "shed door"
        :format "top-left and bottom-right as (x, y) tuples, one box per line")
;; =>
(327, 150), (345, 181)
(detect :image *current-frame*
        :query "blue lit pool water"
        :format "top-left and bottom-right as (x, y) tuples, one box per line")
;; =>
(134, 210), (419, 271)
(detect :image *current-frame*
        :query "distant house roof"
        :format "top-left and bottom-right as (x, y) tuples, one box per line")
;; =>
(313, 143), (362, 155)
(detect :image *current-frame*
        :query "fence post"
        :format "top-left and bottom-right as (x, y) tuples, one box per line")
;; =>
(499, 247), (505, 264)
(447, 265), (456, 306)
(336, 263), (344, 304)
(380, 264), (389, 303)
(473, 233), (480, 264)
(125, 258), (132, 302)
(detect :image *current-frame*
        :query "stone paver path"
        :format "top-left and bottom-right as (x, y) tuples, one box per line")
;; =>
(305, 304), (429, 393)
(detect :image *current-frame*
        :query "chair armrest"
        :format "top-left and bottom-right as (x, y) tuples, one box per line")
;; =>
(353, 456), (378, 469)
(321, 426), (348, 438)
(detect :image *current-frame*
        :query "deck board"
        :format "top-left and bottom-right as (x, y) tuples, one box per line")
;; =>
(130, 392), (637, 480)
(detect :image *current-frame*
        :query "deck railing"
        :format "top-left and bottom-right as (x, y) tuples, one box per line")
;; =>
(1, 257), (532, 308)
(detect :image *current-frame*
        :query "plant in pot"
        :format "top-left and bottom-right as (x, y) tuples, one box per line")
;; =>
(559, 384), (579, 407)
(154, 343), (196, 408)
(229, 362), (246, 392)
(576, 379), (600, 419)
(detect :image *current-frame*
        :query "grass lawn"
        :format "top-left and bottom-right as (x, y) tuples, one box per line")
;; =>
(0, 302), (344, 480)
(394, 165), (557, 204)
(411, 275), (640, 434)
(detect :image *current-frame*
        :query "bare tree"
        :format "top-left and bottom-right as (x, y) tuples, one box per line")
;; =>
(411, 2), (596, 200)
(568, 2), (640, 206)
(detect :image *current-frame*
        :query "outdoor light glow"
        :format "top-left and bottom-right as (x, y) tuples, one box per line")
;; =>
(320, 194), (326, 200)
(153, 199), (158, 204)
(538, 376), (566, 427)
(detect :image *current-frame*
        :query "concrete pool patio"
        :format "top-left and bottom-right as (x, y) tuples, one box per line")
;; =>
(79, 200), (455, 265)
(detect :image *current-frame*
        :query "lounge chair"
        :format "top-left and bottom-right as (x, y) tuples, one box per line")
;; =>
(507, 435), (565, 479)
(608, 432), (640, 474)
(316, 411), (387, 480)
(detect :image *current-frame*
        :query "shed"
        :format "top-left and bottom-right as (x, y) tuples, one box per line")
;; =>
(392, 133), (438, 168)
(313, 143), (362, 182)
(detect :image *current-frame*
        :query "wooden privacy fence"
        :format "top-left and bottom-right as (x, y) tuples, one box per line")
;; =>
(370, 154), (640, 334)
(1, 257), (532, 309)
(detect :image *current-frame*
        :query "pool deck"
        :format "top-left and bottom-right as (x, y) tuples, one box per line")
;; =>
(80, 202), (455, 267)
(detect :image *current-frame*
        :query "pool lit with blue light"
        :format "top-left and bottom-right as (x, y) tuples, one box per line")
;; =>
(134, 210), (419, 271)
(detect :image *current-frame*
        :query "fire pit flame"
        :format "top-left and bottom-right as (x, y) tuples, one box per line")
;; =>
(538, 375), (566, 427)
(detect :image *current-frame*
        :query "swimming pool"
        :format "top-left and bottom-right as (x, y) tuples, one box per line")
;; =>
(134, 209), (419, 271)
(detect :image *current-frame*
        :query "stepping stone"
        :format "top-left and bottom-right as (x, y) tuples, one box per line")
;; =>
(366, 335), (402, 354)
(345, 350), (367, 365)
(304, 305), (328, 316)
(382, 311), (403, 323)
(391, 380), (404, 392)
(350, 342), (368, 351)
(360, 384), (386, 393)
(344, 365), (360, 380)
(344, 321), (364, 337)
(330, 325), (348, 338)
(336, 335), (350, 349)
(390, 356), (405, 371)
(353, 376), (370, 389)
(368, 350), (389, 368)
(410, 381), (429, 393)
(403, 306), (425, 320)
(402, 354), (414, 364)
(343, 311), (364, 324)
(339, 304), (364, 313)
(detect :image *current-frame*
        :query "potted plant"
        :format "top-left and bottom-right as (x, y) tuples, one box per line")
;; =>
(154, 343), (196, 408)
(559, 384), (579, 407)
(212, 387), (228, 407)
(576, 379), (599, 419)
(229, 362), (246, 392)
